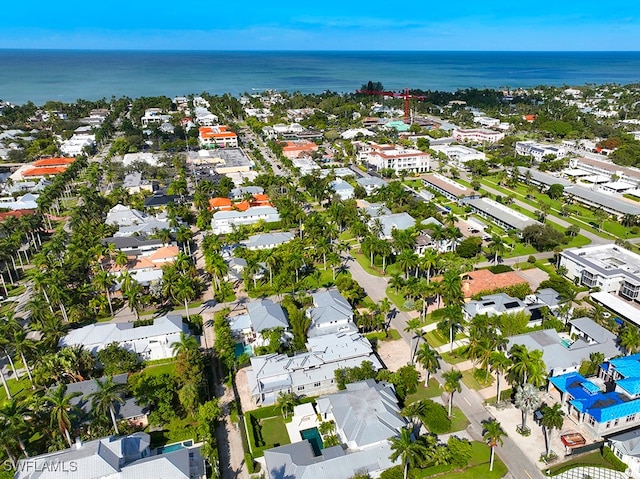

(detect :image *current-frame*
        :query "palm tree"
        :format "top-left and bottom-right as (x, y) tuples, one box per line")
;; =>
(487, 234), (506, 264)
(401, 401), (426, 436)
(483, 419), (507, 472)
(620, 325), (640, 355)
(0, 398), (30, 457)
(443, 369), (463, 417)
(404, 318), (422, 364)
(171, 332), (199, 356)
(174, 276), (197, 322)
(439, 271), (463, 307)
(396, 250), (418, 279)
(92, 269), (115, 316)
(419, 249), (438, 284)
(88, 376), (127, 434)
(415, 343), (439, 386)
(439, 305), (464, 353)
(389, 427), (428, 479)
(540, 403), (565, 457)
(277, 391), (298, 419)
(175, 225), (193, 256)
(42, 383), (82, 446)
(514, 383), (541, 434)
(489, 350), (511, 403)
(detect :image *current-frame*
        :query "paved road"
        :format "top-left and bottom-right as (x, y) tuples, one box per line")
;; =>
(347, 255), (545, 479)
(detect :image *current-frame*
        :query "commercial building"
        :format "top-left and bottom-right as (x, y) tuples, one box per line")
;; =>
(282, 140), (319, 159)
(465, 197), (539, 231)
(515, 141), (566, 162)
(358, 143), (430, 174)
(431, 144), (486, 166)
(560, 245), (640, 325)
(421, 173), (478, 203)
(452, 128), (505, 144)
(198, 125), (238, 148)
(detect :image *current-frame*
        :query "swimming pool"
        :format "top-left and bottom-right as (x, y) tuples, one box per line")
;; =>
(234, 343), (252, 358)
(157, 440), (193, 454)
(300, 428), (323, 456)
(560, 338), (572, 349)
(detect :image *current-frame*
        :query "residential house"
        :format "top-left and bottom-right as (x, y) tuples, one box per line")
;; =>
(607, 430), (640, 478)
(228, 299), (290, 350)
(15, 432), (205, 479)
(246, 332), (383, 405)
(263, 380), (405, 479)
(370, 212), (416, 239)
(18, 157), (76, 180)
(507, 317), (620, 377)
(356, 176), (386, 195)
(105, 204), (172, 238)
(211, 206), (280, 235)
(140, 108), (171, 126)
(306, 290), (357, 338)
(463, 293), (527, 321)
(122, 153), (160, 168)
(0, 192), (39, 211)
(330, 178), (355, 200)
(291, 157), (320, 175)
(63, 374), (148, 428)
(59, 314), (189, 361)
(242, 232), (294, 251)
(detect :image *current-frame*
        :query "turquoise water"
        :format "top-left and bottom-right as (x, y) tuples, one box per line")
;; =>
(157, 440), (193, 454)
(300, 428), (323, 456)
(234, 343), (252, 358)
(560, 338), (572, 349)
(1, 50), (640, 104)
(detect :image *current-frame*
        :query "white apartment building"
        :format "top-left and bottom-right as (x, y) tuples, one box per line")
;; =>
(473, 116), (500, 127)
(560, 244), (640, 300)
(357, 143), (430, 174)
(452, 128), (505, 144)
(431, 144), (486, 166)
(515, 140), (566, 162)
(211, 206), (280, 234)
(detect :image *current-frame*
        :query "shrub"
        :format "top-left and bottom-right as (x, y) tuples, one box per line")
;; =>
(603, 446), (627, 472)
(421, 399), (451, 434)
(245, 453), (255, 474)
(489, 264), (514, 274)
(528, 255), (537, 263)
(380, 465), (404, 479)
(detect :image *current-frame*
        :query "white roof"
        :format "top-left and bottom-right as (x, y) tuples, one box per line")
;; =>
(592, 291), (640, 326)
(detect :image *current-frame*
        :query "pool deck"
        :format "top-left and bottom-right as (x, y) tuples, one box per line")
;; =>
(286, 403), (321, 444)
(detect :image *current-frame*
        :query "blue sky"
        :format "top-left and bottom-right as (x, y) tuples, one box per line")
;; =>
(1, 0), (638, 50)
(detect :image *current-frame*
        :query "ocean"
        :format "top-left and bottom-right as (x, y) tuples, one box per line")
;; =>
(1, 50), (639, 105)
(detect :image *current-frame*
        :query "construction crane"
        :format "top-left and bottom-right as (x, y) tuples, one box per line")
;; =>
(356, 87), (426, 124)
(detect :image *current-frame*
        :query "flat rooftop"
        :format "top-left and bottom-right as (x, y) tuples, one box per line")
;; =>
(465, 197), (539, 230)
(421, 173), (475, 197)
(563, 244), (640, 280)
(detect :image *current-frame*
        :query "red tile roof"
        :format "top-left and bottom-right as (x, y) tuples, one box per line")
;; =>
(32, 157), (75, 167)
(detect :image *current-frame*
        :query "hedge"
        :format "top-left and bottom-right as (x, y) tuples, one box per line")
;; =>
(603, 446), (627, 472)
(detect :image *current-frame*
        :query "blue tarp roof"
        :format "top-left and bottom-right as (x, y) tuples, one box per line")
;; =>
(609, 354), (640, 379)
(551, 371), (640, 423)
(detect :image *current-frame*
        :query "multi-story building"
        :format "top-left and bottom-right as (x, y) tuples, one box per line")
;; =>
(198, 125), (238, 148)
(357, 143), (430, 174)
(465, 197), (540, 232)
(211, 205), (280, 234)
(515, 140), (566, 162)
(452, 128), (505, 144)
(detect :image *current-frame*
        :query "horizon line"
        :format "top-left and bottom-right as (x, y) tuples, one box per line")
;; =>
(1, 48), (640, 53)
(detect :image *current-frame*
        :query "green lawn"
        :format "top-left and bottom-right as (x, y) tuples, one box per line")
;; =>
(144, 361), (178, 376)
(0, 375), (33, 402)
(545, 450), (616, 476)
(439, 348), (469, 365)
(405, 378), (443, 403)
(484, 388), (513, 405)
(413, 441), (506, 479)
(386, 329), (402, 341)
(461, 368), (494, 391)
(385, 286), (413, 311)
(424, 329), (465, 349)
(450, 406), (470, 432)
(148, 416), (197, 448)
(260, 416), (290, 448)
